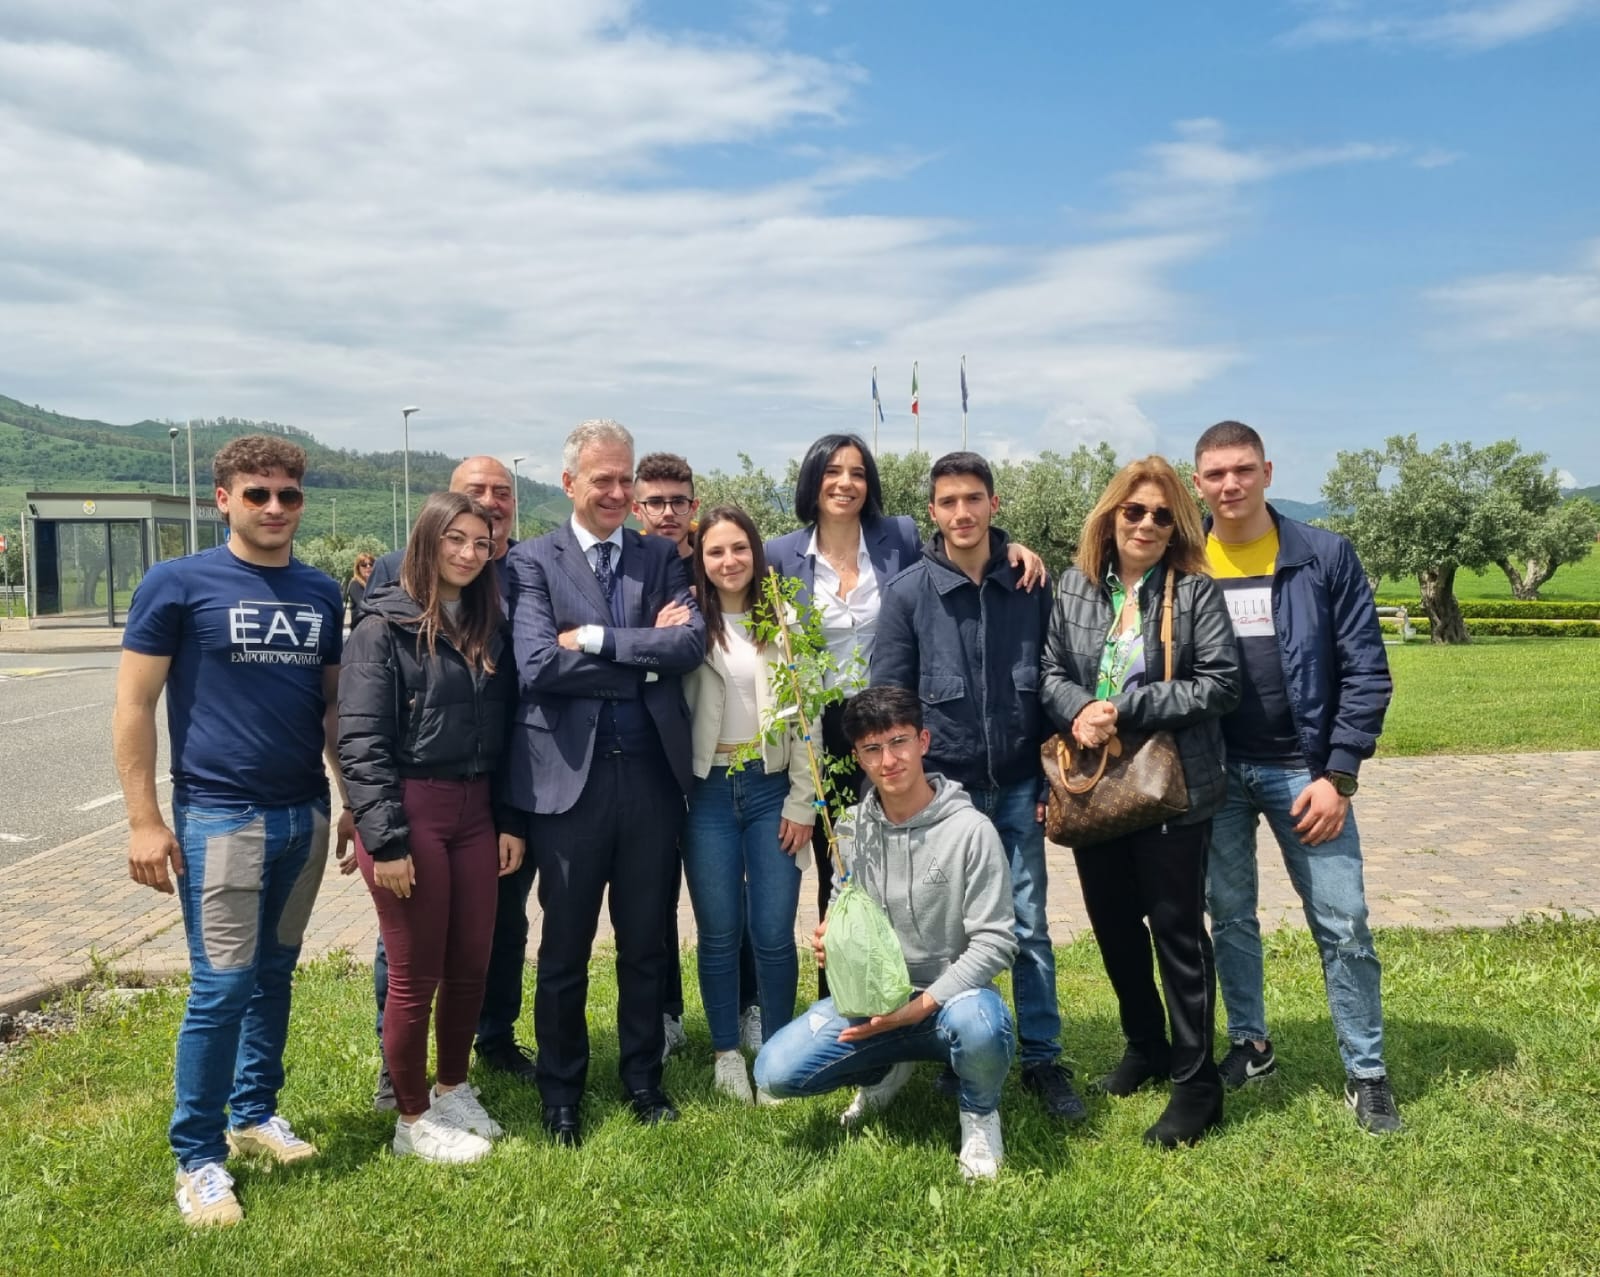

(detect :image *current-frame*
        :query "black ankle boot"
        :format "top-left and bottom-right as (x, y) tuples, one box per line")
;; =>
(1096, 1043), (1172, 1098)
(1142, 1076), (1223, 1148)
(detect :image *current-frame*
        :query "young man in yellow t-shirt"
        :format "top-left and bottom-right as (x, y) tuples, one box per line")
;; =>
(1193, 420), (1401, 1134)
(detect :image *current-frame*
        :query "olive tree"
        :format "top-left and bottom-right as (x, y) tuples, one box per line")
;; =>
(1321, 435), (1578, 644)
(1497, 497), (1598, 600)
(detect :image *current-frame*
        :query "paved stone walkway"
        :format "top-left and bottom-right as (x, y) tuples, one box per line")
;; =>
(2, 752), (1597, 1014)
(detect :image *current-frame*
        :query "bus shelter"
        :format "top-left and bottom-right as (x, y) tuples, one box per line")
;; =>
(23, 491), (225, 627)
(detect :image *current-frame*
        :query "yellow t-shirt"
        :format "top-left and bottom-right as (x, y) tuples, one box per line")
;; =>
(1205, 528), (1303, 763)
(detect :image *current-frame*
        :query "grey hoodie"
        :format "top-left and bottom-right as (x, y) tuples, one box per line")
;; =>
(838, 773), (1018, 1007)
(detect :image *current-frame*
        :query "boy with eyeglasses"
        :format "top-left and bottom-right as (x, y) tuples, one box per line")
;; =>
(754, 686), (1019, 1181)
(1192, 420), (1401, 1134)
(115, 435), (353, 1226)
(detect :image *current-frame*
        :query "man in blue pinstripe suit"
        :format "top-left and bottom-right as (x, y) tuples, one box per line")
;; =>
(504, 419), (705, 1147)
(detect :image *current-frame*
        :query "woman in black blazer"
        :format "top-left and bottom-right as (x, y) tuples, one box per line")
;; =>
(764, 434), (1045, 995)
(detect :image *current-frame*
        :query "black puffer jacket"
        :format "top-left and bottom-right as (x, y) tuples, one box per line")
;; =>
(1039, 562), (1240, 826)
(338, 583), (524, 860)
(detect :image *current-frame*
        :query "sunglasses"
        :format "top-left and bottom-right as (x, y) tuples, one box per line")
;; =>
(239, 486), (305, 510)
(1118, 502), (1175, 529)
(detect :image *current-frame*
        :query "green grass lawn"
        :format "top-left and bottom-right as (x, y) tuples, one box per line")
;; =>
(1381, 637), (1600, 755)
(4, 921), (1597, 1275)
(1379, 546), (1600, 602)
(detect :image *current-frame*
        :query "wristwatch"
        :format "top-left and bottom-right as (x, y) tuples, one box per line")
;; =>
(1325, 771), (1359, 798)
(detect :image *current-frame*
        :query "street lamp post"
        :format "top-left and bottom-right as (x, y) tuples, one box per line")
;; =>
(391, 481), (399, 550)
(186, 419), (198, 553)
(168, 426), (179, 495)
(331, 496), (338, 538)
(401, 406), (420, 536)
(511, 455), (527, 541)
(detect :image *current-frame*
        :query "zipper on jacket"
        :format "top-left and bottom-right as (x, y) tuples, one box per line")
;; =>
(977, 583), (997, 790)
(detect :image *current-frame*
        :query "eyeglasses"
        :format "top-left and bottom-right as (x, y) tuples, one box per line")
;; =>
(1118, 502), (1175, 529)
(639, 496), (694, 516)
(441, 530), (495, 557)
(239, 486), (305, 510)
(854, 733), (919, 762)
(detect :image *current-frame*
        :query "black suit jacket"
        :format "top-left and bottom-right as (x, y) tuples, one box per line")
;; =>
(504, 522), (704, 815)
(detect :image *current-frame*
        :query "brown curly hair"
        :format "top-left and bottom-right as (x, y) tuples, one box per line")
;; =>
(213, 435), (308, 490)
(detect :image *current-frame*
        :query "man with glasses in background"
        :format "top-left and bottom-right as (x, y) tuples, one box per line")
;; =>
(115, 435), (352, 1226)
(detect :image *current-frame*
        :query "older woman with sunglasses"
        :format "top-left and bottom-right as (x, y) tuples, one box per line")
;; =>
(1040, 456), (1239, 1148)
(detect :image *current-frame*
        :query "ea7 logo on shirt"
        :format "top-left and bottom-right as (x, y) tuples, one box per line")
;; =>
(1223, 586), (1276, 639)
(228, 601), (325, 665)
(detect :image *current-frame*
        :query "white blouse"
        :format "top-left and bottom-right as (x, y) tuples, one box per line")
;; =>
(807, 528), (878, 694)
(716, 613), (764, 744)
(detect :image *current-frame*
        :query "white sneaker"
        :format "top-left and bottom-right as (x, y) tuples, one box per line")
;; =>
(740, 1006), (764, 1053)
(175, 1161), (242, 1227)
(392, 1112), (492, 1164)
(429, 1084), (504, 1139)
(662, 1014), (688, 1062)
(840, 1061), (915, 1128)
(957, 1109), (1005, 1181)
(755, 1086), (786, 1108)
(226, 1114), (318, 1164)
(713, 1050), (755, 1104)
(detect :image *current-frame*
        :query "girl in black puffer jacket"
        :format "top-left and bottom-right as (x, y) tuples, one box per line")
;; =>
(337, 491), (524, 1165)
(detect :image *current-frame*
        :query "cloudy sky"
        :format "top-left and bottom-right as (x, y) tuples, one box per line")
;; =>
(2, 0), (1596, 494)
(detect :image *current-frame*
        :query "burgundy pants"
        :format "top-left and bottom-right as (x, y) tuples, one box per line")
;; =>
(358, 777), (499, 1116)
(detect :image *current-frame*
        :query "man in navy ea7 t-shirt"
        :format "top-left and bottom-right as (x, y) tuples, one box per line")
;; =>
(113, 434), (352, 1228)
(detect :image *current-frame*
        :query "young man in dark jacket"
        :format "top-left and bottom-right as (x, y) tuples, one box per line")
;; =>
(1193, 420), (1401, 1133)
(871, 451), (1083, 1122)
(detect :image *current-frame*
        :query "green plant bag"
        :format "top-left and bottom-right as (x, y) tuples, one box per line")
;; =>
(823, 879), (913, 1018)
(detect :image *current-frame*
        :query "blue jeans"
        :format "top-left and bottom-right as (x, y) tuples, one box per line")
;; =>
(682, 766), (802, 1050)
(1207, 761), (1387, 1078)
(754, 989), (1016, 1115)
(965, 779), (1061, 1067)
(170, 799), (328, 1170)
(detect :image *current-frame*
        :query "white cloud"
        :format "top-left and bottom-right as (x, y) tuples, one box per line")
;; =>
(1112, 118), (1401, 228)
(0, 4), (1371, 473)
(1432, 240), (1600, 340)
(1414, 147), (1464, 168)
(1284, 0), (1600, 50)
(1556, 467), (1579, 487)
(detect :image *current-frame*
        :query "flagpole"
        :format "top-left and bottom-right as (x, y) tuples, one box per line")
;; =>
(911, 360), (920, 453)
(961, 354), (968, 450)
(871, 364), (879, 454)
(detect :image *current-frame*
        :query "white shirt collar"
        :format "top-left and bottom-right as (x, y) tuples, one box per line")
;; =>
(571, 515), (624, 555)
(805, 526), (870, 568)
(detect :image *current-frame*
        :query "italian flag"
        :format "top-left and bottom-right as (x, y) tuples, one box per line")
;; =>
(911, 362), (920, 416)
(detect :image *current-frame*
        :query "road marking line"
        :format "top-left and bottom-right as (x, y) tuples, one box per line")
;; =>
(0, 701), (105, 727)
(0, 832), (43, 843)
(76, 776), (170, 812)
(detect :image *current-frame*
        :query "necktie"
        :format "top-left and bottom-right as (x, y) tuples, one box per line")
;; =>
(594, 541), (616, 605)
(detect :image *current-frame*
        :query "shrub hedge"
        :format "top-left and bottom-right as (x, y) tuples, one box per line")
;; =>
(1374, 599), (1600, 620)
(1380, 617), (1600, 638)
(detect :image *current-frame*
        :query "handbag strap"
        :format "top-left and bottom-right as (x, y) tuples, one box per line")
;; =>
(1160, 567), (1175, 683)
(1056, 734), (1124, 794)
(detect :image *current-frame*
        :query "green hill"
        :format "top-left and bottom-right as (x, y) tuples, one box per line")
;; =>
(0, 393), (569, 546)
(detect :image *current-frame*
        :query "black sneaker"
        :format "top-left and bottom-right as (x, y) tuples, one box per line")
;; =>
(1345, 1075), (1403, 1134)
(476, 1037), (538, 1084)
(373, 1063), (396, 1112)
(1218, 1039), (1277, 1090)
(1020, 1062), (1088, 1123)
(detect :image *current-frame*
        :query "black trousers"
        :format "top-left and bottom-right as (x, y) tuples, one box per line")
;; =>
(473, 852), (537, 1048)
(531, 751), (684, 1105)
(1073, 818), (1219, 1086)
(809, 700), (864, 1000)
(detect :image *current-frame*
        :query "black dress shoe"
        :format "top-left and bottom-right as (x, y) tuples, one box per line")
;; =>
(626, 1088), (680, 1125)
(1143, 1078), (1223, 1149)
(541, 1104), (582, 1147)
(1096, 1043), (1173, 1098)
(477, 1037), (538, 1084)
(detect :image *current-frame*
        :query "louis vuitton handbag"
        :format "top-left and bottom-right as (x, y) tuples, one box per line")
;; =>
(1041, 569), (1189, 847)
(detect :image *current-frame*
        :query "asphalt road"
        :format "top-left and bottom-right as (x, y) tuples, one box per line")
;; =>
(0, 650), (169, 868)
